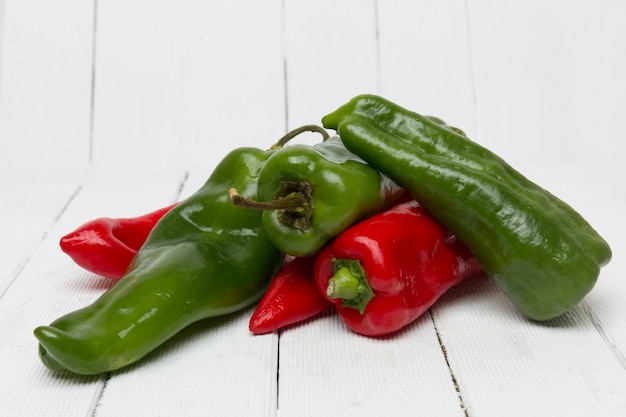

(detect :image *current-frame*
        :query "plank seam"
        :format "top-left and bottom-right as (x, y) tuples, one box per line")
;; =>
(429, 310), (470, 417)
(280, 0), (289, 133)
(0, 184), (83, 301)
(174, 171), (190, 201)
(276, 330), (281, 412)
(463, 0), (480, 137)
(89, 373), (112, 417)
(373, 0), (382, 94)
(89, 0), (98, 164)
(583, 301), (626, 371)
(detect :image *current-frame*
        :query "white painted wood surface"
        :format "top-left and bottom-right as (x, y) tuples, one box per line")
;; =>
(1, 1), (625, 416)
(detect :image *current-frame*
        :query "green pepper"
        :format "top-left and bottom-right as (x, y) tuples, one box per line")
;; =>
(230, 126), (403, 256)
(322, 94), (612, 321)
(34, 146), (283, 375)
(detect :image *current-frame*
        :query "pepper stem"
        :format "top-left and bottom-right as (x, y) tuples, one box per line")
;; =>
(327, 258), (375, 314)
(229, 188), (308, 211)
(269, 124), (330, 150)
(229, 181), (315, 231)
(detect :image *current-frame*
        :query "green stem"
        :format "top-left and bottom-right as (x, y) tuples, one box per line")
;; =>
(269, 124), (331, 150)
(229, 181), (315, 232)
(229, 188), (309, 212)
(327, 259), (375, 314)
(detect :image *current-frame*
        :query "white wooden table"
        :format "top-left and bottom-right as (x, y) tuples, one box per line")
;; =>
(1, 1), (625, 416)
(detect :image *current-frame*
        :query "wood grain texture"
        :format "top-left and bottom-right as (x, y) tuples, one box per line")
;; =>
(0, 1), (624, 416)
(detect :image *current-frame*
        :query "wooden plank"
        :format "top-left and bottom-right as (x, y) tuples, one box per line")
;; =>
(91, 0), (285, 180)
(84, 14), (288, 412)
(0, 178), (182, 417)
(468, 0), (626, 173)
(175, 0), (286, 159)
(278, 311), (467, 416)
(95, 308), (279, 417)
(377, 0), (476, 135)
(277, 2), (475, 416)
(0, 0), (93, 183)
(283, 0), (380, 131)
(0, 183), (79, 293)
(0, 0), (5, 83)
(431, 274), (626, 416)
(468, 0), (626, 352)
(560, 183), (626, 372)
(429, 0), (626, 414)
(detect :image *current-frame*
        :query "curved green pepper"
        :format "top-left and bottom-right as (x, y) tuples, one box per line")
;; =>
(231, 127), (403, 256)
(34, 147), (283, 375)
(322, 94), (612, 321)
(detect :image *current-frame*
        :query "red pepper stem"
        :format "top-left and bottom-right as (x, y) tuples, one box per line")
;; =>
(327, 258), (375, 315)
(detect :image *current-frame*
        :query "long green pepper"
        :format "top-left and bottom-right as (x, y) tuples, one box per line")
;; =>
(34, 146), (283, 375)
(322, 94), (612, 321)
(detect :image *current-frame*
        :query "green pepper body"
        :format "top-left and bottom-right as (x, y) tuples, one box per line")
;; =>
(322, 94), (612, 321)
(34, 147), (283, 375)
(255, 136), (403, 256)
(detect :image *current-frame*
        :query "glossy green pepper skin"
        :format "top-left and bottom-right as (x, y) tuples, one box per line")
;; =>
(322, 94), (612, 321)
(34, 147), (283, 375)
(232, 135), (403, 256)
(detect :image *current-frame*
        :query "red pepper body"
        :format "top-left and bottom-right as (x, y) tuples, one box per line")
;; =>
(314, 200), (483, 336)
(249, 256), (332, 334)
(59, 203), (177, 279)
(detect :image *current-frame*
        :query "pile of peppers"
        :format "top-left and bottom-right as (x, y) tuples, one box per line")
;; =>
(36, 94), (612, 375)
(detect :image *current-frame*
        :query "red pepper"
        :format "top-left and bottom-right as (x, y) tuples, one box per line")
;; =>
(59, 203), (177, 279)
(249, 256), (332, 334)
(314, 200), (483, 336)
